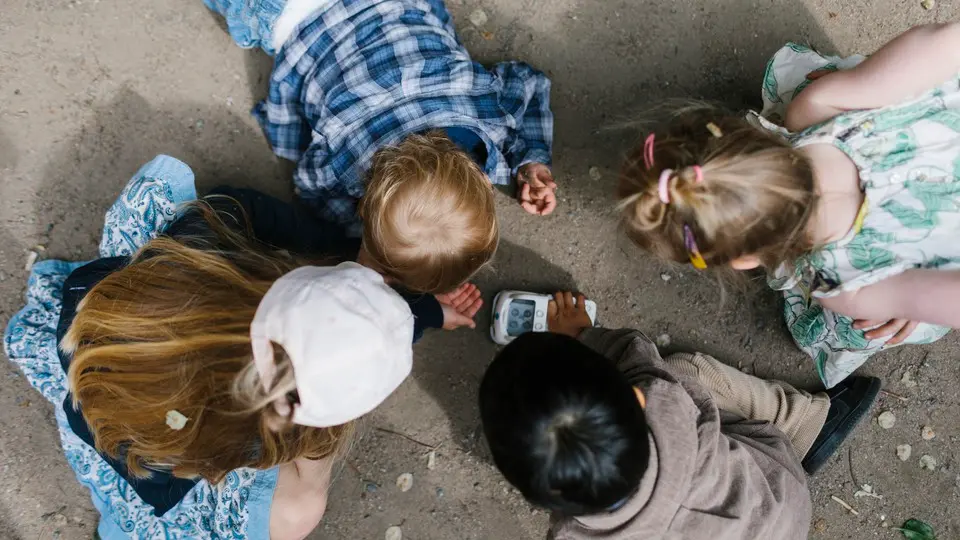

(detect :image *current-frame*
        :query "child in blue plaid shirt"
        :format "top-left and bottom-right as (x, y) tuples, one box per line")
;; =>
(205, 0), (557, 294)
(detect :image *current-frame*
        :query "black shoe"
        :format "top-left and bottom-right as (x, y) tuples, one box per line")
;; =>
(801, 375), (882, 475)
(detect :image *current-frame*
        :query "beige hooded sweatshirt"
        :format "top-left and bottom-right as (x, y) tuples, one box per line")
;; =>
(552, 328), (812, 540)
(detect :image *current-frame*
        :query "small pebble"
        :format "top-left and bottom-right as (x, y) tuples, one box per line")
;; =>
(900, 371), (917, 388)
(655, 334), (671, 348)
(396, 473), (414, 492)
(436, 487), (444, 498)
(365, 482), (378, 493)
(897, 444), (912, 462)
(0, 270), (7, 281)
(427, 450), (437, 470)
(660, 272), (672, 282)
(921, 0), (935, 9)
(920, 454), (938, 471)
(385, 526), (402, 540)
(469, 8), (488, 27)
(588, 166), (602, 181)
(195, 119), (205, 129)
(922, 425), (936, 440)
(877, 411), (896, 429)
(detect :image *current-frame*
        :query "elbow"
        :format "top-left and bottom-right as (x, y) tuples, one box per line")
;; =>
(784, 81), (833, 132)
(784, 97), (809, 132)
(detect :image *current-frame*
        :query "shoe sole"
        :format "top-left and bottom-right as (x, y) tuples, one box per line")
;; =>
(802, 377), (882, 474)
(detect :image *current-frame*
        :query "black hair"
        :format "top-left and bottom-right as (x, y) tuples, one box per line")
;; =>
(479, 332), (650, 516)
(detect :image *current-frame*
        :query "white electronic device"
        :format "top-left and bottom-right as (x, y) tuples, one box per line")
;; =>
(490, 290), (598, 346)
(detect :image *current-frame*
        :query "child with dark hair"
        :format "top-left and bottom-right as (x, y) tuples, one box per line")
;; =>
(480, 292), (881, 539)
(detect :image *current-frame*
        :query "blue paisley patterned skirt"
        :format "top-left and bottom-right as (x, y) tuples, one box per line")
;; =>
(3, 155), (277, 540)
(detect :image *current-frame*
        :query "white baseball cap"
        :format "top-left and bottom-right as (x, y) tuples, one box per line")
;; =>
(250, 262), (414, 428)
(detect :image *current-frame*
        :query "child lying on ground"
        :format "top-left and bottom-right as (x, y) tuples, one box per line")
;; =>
(618, 23), (960, 387)
(480, 292), (880, 540)
(205, 0), (557, 294)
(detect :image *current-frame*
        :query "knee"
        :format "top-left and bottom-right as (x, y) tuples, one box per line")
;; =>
(270, 489), (328, 540)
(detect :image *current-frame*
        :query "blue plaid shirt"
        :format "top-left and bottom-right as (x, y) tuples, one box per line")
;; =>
(255, 0), (554, 232)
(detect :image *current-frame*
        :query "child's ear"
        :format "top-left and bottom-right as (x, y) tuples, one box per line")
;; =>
(730, 255), (761, 270)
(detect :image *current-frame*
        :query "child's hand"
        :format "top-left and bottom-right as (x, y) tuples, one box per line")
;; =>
(854, 318), (918, 345)
(437, 283), (483, 330)
(548, 292), (593, 338)
(517, 163), (557, 216)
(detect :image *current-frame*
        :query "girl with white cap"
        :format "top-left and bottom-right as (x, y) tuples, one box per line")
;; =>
(4, 155), (470, 539)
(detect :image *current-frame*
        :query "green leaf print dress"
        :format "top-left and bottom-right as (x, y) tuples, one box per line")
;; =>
(755, 43), (960, 388)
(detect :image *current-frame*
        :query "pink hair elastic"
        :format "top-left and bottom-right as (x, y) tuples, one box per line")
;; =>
(691, 165), (703, 184)
(657, 169), (674, 203)
(643, 133), (655, 170)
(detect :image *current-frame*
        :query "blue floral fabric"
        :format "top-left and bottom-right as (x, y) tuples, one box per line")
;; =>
(3, 155), (277, 540)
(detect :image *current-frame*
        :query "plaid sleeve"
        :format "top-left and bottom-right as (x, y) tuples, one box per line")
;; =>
(491, 62), (554, 173)
(253, 91), (311, 163)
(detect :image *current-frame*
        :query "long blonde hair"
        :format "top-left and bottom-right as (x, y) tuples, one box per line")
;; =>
(62, 202), (351, 483)
(618, 106), (817, 269)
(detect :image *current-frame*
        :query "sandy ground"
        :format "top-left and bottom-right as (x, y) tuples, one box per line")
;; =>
(1, 0), (959, 538)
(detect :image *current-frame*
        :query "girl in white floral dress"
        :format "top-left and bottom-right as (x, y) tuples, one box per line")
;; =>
(618, 23), (960, 387)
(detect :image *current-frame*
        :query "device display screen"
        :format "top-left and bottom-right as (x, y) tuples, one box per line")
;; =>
(506, 299), (537, 336)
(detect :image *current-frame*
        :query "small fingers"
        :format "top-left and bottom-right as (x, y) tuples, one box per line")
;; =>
(455, 285), (480, 308)
(465, 286), (482, 305)
(553, 291), (567, 311)
(547, 299), (558, 318)
(864, 319), (905, 340)
(853, 319), (886, 330)
(539, 170), (557, 190)
(464, 297), (483, 318)
(887, 320), (919, 346)
(562, 291), (574, 309)
(539, 191), (557, 216)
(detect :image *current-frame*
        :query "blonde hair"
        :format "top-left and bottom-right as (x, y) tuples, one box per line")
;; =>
(618, 107), (817, 269)
(359, 132), (499, 294)
(62, 202), (351, 483)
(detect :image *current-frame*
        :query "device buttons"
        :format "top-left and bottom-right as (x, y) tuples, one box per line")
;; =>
(535, 310), (544, 317)
(534, 323), (544, 330)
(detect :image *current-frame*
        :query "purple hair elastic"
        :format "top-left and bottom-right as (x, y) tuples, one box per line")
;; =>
(683, 224), (708, 270)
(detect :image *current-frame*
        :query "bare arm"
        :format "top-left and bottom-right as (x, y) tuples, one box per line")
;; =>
(786, 23), (960, 131)
(819, 268), (960, 328)
(269, 456), (335, 540)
